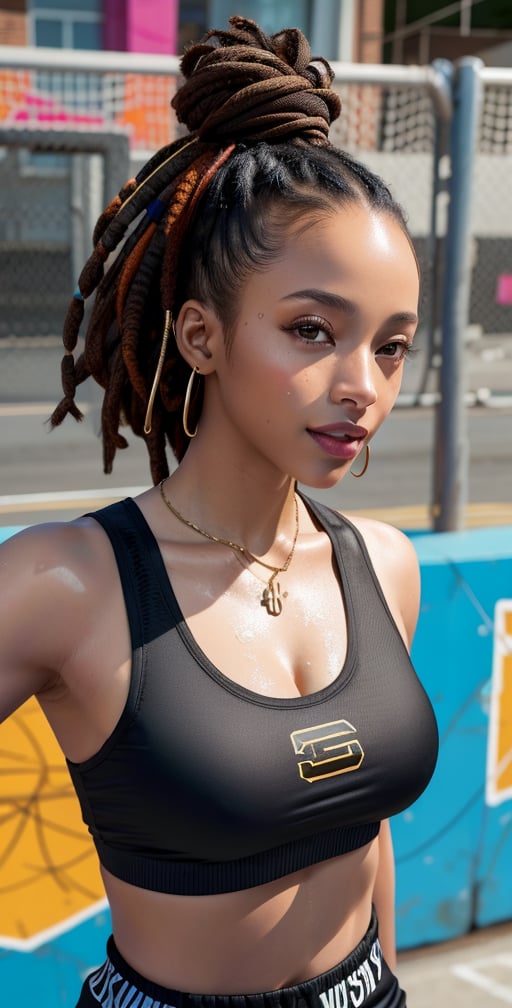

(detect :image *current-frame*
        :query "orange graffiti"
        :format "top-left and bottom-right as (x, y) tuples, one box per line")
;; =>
(486, 601), (512, 805)
(0, 698), (104, 944)
(115, 73), (177, 150)
(0, 70), (31, 120)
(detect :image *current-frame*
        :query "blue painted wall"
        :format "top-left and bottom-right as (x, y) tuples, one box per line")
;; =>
(1, 523), (511, 999)
(393, 526), (512, 949)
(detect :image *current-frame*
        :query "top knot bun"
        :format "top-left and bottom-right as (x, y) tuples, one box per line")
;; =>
(172, 15), (341, 146)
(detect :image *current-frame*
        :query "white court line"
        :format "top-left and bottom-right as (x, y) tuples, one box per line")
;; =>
(0, 487), (147, 507)
(0, 898), (109, 953)
(1, 491), (511, 531)
(452, 955), (512, 1003)
(0, 403), (91, 417)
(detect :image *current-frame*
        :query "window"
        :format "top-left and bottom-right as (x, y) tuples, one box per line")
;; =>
(178, 1), (310, 46)
(29, 0), (102, 50)
(207, 1), (309, 37)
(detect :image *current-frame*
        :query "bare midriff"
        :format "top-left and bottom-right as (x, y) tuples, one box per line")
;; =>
(103, 839), (379, 995)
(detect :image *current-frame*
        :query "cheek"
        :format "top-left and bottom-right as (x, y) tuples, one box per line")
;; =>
(233, 343), (295, 398)
(264, 369), (318, 414)
(225, 353), (295, 426)
(374, 366), (405, 415)
(228, 328), (320, 415)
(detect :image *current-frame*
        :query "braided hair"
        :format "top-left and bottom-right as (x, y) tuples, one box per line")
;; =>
(50, 15), (410, 484)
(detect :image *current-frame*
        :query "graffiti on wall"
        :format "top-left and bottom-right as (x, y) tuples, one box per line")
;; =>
(486, 599), (512, 806)
(0, 69), (176, 151)
(0, 697), (105, 951)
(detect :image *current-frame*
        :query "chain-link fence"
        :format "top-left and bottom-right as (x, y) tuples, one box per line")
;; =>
(0, 48), (511, 417)
(0, 48), (451, 409)
(470, 76), (512, 338)
(0, 48), (180, 397)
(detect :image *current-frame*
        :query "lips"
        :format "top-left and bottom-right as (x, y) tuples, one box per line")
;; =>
(307, 423), (368, 461)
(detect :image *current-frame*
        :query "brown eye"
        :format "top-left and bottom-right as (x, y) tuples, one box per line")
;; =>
(378, 341), (414, 360)
(287, 317), (333, 344)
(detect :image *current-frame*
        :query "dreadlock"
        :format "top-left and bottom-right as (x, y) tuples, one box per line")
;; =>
(50, 15), (410, 484)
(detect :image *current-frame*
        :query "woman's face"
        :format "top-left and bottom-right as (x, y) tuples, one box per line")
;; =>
(205, 201), (420, 490)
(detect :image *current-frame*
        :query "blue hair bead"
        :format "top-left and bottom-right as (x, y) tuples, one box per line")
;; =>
(146, 199), (166, 223)
(73, 286), (84, 301)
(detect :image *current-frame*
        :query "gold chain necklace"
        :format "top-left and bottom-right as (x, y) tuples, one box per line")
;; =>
(159, 480), (299, 616)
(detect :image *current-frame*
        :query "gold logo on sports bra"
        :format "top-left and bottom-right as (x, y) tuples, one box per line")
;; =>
(290, 719), (364, 783)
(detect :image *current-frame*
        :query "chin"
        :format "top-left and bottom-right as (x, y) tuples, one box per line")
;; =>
(297, 467), (350, 491)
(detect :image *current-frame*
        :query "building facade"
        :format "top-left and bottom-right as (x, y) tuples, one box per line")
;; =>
(1, 1), (511, 66)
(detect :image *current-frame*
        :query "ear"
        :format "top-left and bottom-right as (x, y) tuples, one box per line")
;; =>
(175, 300), (223, 375)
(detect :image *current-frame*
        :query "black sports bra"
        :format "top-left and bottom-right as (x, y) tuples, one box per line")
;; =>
(67, 494), (438, 894)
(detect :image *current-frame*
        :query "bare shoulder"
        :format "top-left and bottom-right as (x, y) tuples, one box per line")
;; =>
(0, 515), (112, 598)
(0, 516), (114, 718)
(343, 513), (420, 647)
(345, 514), (419, 571)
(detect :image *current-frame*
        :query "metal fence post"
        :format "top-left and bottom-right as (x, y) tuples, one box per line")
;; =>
(417, 59), (453, 403)
(432, 57), (483, 532)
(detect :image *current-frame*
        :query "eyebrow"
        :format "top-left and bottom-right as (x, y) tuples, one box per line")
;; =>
(281, 288), (418, 326)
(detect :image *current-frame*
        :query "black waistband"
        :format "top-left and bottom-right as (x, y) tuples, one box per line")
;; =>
(83, 911), (391, 1008)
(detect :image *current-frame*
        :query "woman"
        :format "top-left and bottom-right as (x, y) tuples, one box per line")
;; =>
(0, 17), (438, 1008)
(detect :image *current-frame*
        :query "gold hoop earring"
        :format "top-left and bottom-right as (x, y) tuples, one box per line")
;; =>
(183, 366), (200, 439)
(350, 444), (370, 478)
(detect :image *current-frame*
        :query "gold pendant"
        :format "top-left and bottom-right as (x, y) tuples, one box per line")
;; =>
(261, 580), (287, 616)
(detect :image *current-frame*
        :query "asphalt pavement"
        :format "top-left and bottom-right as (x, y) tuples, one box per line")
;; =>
(0, 328), (511, 528)
(397, 921), (512, 1006)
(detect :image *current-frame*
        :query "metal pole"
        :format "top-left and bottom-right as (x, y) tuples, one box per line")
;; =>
(417, 59), (452, 403)
(432, 57), (483, 532)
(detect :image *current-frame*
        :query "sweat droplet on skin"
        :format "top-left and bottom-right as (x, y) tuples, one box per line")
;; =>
(235, 627), (256, 644)
(49, 567), (86, 593)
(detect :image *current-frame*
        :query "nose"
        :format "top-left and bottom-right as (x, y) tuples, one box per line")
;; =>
(329, 348), (377, 412)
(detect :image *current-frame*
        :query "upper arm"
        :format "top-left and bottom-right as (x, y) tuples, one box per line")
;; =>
(0, 523), (91, 721)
